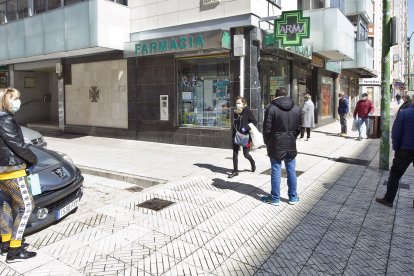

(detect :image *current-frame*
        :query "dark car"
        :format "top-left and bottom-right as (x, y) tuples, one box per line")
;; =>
(0, 146), (84, 234)
(21, 126), (47, 148)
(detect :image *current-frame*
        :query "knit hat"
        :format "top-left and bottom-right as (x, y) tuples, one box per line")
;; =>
(361, 93), (368, 98)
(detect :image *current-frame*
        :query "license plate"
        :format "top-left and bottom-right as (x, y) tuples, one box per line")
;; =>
(56, 198), (79, 220)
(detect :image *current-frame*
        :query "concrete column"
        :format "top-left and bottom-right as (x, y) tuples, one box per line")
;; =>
(230, 26), (262, 128)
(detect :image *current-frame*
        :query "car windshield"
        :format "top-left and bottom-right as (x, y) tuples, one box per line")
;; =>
(30, 146), (60, 170)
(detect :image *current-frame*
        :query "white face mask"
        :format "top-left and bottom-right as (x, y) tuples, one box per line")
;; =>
(11, 99), (21, 113)
(236, 103), (244, 110)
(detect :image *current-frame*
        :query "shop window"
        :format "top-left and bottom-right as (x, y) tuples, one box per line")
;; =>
(34, 0), (46, 14)
(0, 2), (6, 24)
(177, 55), (231, 128)
(292, 64), (312, 108)
(48, 0), (60, 10)
(312, 0), (324, 9)
(5, 0), (17, 21)
(321, 76), (334, 118)
(297, 0), (310, 10)
(261, 58), (291, 107)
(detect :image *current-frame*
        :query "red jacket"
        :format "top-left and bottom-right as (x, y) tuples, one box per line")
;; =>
(354, 99), (374, 118)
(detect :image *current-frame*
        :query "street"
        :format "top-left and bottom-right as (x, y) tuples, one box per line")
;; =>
(0, 118), (413, 275)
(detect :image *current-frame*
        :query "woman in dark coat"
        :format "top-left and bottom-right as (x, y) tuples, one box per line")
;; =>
(229, 96), (257, 178)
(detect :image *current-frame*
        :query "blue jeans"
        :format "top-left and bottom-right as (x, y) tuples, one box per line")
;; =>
(357, 117), (369, 138)
(270, 157), (298, 200)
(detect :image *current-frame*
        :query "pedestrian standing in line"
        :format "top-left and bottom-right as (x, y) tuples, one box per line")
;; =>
(228, 96), (257, 178)
(353, 93), (374, 141)
(261, 87), (302, 206)
(395, 93), (401, 105)
(299, 94), (315, 141)
(338, 92), (349, 136)
(0, 88), (37, 262)
(398, 95), (412, 112)
(376, 101), (414, 208)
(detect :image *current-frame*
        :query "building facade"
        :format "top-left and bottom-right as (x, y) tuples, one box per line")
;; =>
(0, 0), (378, 148)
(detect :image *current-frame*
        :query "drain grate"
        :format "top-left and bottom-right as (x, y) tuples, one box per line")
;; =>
(383, 181), (410, 190)
(137, 198), (175, 211)
(261, 168), (304, 177)
(125, 186), (143, 193)
(334, 157), (370, 166)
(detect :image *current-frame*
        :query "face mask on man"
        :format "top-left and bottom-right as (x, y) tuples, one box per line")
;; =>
(11, 99), (21, 113)
(236, 103), (244, 110)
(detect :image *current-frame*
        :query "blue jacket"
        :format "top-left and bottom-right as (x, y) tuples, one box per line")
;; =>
(392, 105), (414, 151)
(338, 97), (349, 114)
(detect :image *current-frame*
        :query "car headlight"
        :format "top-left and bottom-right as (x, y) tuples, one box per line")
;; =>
(57, 152), (76, 171)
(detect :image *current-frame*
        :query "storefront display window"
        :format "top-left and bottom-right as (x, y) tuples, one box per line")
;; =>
(292, 64), (312, 108)
(261, 59), (290, 107)
(321, 76), (334, 118)
(177, 55), (231, 128)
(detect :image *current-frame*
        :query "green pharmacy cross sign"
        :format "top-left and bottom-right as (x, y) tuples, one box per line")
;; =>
(274, 10), (310, 47)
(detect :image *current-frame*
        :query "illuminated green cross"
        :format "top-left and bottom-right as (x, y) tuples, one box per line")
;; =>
(274, 10), (310, 47)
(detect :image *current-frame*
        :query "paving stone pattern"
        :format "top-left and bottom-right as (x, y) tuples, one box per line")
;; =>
(1, 119), (413, 275)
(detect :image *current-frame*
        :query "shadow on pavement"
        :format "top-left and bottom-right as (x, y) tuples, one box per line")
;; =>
(311, 130), (356, 140)
(211, 178), (289, 203)
(194, 163), (232, 175)
(298, 152), (371, 166)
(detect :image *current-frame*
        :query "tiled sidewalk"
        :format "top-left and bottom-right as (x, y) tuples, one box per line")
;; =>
(0, 118), (413, 275)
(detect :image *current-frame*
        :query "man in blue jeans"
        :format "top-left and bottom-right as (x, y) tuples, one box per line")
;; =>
(262, 87), (302, 206)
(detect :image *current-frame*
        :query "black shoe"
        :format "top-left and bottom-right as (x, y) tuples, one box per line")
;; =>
(1, 242), (9, 255)
(228, 171), (239, 178)
(251, 163), (256, 172)
(6, 247), (37, 263)
(375, 197), (393, 207)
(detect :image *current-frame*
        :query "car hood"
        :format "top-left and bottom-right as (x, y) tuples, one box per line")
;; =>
(30, 147), (78, 193)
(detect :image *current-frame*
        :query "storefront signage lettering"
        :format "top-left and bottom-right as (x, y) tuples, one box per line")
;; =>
(124, 30), (230, 58)
(135, 35), (205, 56)
(274, 10), (310, 47)
(359, 79), (381, 85)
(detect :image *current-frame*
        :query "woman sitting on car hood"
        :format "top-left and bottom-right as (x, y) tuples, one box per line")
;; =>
(0, 88), (37, 262)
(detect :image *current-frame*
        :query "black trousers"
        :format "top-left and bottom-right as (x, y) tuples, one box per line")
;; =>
(339, 114), (347, 134)
(232, 143), (255, 172)
(300, 127), (311, 139)
(384, 149), (414, 202)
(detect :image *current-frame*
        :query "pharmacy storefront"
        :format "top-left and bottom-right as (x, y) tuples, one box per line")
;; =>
(124, 30), (234, 148)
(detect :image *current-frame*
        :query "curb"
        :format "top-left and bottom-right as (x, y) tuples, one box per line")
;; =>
(78, 165), (166, 189)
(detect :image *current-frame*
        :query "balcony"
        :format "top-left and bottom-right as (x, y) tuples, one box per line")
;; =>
(345, 0), (373, 24)
(0, 0), (130, 65)
(342, 40), (377, 77)
(303, 8), (354, 61)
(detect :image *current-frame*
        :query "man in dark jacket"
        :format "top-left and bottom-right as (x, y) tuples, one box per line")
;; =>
(376, 103), (414, 207)
(398, 95), (412, 112)
(338, 92), (349, 136)
(261, 87), (302, 206)
(353, 93), (374, 140)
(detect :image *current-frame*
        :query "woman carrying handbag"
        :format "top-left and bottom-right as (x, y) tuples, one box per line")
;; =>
(229, 96), (257, 178)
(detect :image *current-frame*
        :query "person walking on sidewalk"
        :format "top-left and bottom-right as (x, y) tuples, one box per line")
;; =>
(0, 88), (37, 262)
(353, 93), (374, 140)
(395, 93), (401, 105)
(338, 92), (349, 136)
(261, 87), (302, 206)
(228, 96), (257, 178)
(398, 95), (412, 112)
(299, 94), (315, 141)
(376, 102), (414, 208)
